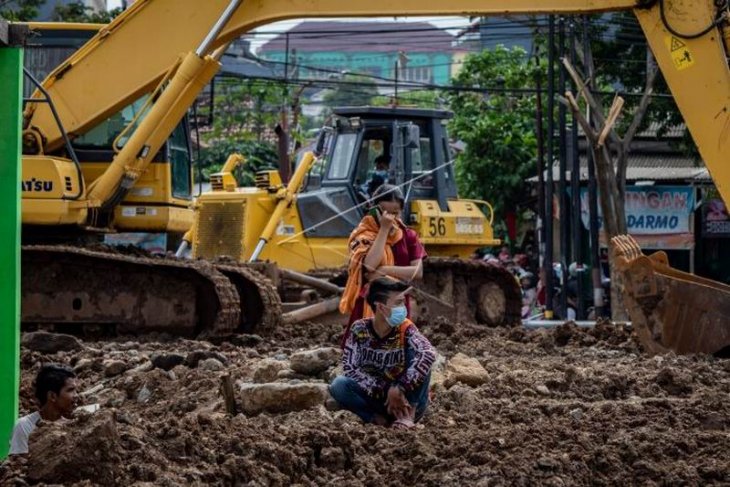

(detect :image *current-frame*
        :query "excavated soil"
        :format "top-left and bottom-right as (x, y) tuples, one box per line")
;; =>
(3, 320), (729, 486)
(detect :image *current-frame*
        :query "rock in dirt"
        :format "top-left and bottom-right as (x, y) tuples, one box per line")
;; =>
(185, 350), (228, 368)
(318, 447), (347, 470)
(239, 382), (328, 415)
(74, 358), (95, 373)
(444, 353), (489, 388)
(290, 347), (340, 375)
(199, 358), (225, 372)
(27, 412), (121, 485)
(103, 360), (127, 377)
(136, 385), (152, 404)
(151, 352), (185, 371)
(22, 331), (83, 353)
(253, 358), (291, 383)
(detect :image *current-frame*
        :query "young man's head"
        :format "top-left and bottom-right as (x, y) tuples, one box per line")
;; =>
(367, 277), (410, 327)
(372, 184), (405, 216)
(35, 364), (78, 419)
(374, 154), (390, 173)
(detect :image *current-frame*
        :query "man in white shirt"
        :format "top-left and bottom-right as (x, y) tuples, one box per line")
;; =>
(9, 364), (78, 455)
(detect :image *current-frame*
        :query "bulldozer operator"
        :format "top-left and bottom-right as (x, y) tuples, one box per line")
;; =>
(339, 184), (427, 344)
(361, 154), (391, 197)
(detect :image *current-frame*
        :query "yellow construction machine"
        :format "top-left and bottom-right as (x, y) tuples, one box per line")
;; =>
(17, 0), (730, 353)
(182, 106), (521, 327)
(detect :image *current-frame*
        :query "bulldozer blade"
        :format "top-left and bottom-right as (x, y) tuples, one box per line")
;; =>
(611, 235), (730, 355)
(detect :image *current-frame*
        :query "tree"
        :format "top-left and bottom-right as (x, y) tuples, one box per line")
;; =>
(0, 0), (44, 21)
(592, 12), (696, 157)
(198, 77), (282, 182)
(371, 90), (444, 109)
(561, 33), (659, 321)
(446, 46), (540, 222)
(322, 74), (379, 110)
(52, 2), (123, 23)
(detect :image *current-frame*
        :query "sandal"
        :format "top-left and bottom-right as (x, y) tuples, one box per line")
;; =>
(391, 418), (415, 429)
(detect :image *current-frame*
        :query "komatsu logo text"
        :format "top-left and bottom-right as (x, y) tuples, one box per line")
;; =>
(21, 178), (53, 192)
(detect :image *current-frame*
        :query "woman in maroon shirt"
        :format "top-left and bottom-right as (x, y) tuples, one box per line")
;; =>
(342, 185), (427, 340)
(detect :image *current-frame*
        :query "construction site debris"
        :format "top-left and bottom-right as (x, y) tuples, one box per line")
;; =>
(290, 347), (340, 375)
(185, 350), (228, 368)
(151, 352), (185, 371)
(252, 358), (290, 383)
(199, 358), (226, 372)
(21, 331), (83, 353)
(239, 382), (329, 415)
(3, 321), (728, 485)
(103, 360), (127, 377)
(443, 352), (489, 388)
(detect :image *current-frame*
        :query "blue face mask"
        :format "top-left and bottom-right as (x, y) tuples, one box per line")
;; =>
(385, 305), (408, 328)
(374, 169), (388, 179)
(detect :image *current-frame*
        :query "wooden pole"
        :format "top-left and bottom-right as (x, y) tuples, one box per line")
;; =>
(282, 297), (341, 325)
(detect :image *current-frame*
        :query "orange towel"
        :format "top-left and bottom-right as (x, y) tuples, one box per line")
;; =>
(339, 215), (404, 317)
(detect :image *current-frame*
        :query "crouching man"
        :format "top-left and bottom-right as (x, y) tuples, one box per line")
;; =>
(330, 278), (436, 429)
(8, 364), (78, 455)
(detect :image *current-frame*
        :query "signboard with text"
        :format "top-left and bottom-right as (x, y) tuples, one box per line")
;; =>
(580, 186), (695, 249)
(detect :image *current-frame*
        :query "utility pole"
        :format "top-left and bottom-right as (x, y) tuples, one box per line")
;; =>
(535, 53), (546, 274)
(570, 20), (584, 320)
(544, 15), (556, 319)
(583, 16), (604, 317)
(558, 17), (569, 317)
(0, 20), (28, 460)
(279, 32), (291, 182)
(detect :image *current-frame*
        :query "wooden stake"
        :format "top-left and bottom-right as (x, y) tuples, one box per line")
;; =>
(220, 374), (237, 415)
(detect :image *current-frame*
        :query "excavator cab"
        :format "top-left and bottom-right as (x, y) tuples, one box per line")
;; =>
(296, 106), (498, 262)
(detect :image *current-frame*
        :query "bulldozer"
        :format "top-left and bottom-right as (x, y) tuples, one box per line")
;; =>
(183, 106), (522, 328)
(15, 0), (730, 354)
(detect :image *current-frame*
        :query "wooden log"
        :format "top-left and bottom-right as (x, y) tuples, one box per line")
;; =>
(282, 297), (341, 325)
(220, 374), (237, 415)
(279, 269), (344, 295)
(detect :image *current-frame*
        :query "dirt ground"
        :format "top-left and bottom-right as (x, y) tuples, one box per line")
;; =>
(3, 320), (729, 486)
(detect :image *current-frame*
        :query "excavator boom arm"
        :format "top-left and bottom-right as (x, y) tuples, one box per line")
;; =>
(24, 0), (729, 206)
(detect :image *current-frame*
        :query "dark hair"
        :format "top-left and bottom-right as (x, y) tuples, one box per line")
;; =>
(372, 184), (404, 207)
(374, 154), (390, 166)
(366, 277), (410, 309)
(35, 364), (75, 406)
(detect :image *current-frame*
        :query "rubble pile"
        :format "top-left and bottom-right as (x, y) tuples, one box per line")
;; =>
(3, 321), (728, 485)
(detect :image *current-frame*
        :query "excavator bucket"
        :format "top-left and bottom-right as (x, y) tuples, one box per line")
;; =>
(610, 235), (730, 356)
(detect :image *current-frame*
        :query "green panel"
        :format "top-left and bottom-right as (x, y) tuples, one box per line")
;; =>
(0, 47), (22, 460)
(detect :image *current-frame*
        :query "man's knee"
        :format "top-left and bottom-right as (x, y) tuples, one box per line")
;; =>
(329, 375), (356, 401)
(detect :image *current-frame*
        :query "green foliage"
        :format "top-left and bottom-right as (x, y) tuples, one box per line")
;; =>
(592, 12), (696, 157)
(205, 78), (283, 142)
(371, 90), (444, 109)
(198, 138), (278, 185)
(0, 0), (43, 21)
(322, 74), (379, 110)
(199, 78), (283, 183)
(0, 0), (122, 22)
(52, 2), (123, 23)
(447, 46), (540, 218)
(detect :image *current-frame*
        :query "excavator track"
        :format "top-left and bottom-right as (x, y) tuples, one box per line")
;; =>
(417, 258), (522, 326)
(22, 245), (277, 337)
(213, 263), (282, 334)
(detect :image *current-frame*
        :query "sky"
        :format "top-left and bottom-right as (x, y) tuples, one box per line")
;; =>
(104, 1), (471, 53)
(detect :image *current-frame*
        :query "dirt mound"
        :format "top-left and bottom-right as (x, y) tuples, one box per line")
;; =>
(4, 322), (729, 485)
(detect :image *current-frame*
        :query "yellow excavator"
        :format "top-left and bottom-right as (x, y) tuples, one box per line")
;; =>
(17, 1), (730, 353)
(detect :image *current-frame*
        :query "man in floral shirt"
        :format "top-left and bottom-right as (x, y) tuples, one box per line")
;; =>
(330, 278), (436, 429)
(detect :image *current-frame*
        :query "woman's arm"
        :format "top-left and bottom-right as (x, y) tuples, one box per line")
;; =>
(363, 213), (395, 273)
(371, 259), (423, 283)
